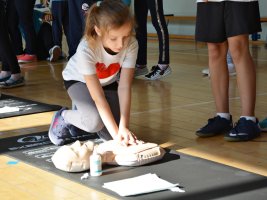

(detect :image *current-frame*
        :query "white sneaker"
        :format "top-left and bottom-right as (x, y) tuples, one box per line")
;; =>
(49, 45), (61, 62)
(202, 64), (236, 76)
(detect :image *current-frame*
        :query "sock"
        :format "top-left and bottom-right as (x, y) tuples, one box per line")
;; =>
(240, 116), (256, 123)
(158, 64), (168, 70)
(0, 71), (11, 79)
(216, 113), (231, 120)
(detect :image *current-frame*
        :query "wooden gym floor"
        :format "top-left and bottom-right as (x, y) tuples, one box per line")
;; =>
(0, 39), (267, 199)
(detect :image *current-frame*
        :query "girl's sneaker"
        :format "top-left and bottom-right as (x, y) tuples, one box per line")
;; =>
(0, 77), (25, 88)
(48, 107), (71, 146)
(259, 118), (267, 132)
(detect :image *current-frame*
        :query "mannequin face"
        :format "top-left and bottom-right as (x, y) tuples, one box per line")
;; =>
(95, 22), (132, 53)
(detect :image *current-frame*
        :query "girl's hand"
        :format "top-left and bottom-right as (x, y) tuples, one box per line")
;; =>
(116, 127), (137, 146)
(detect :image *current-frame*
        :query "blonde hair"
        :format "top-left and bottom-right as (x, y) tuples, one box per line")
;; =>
(84, 0), (135, 43)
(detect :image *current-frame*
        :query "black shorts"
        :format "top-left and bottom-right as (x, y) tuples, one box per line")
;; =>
(195, 1), (262, 43)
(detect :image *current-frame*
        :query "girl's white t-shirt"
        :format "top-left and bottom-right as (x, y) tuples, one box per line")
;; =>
(197, 0), (258, 2)
(62, 37), (138, 86)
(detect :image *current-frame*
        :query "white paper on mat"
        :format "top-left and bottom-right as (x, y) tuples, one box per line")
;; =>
(0, 106), (19, 114)
(103, 173), (184, 197)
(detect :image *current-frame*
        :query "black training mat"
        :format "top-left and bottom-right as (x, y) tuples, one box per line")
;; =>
(0, 94), (62, 119)
(0, 131), (99, 153)
(2, 133), (267, 200)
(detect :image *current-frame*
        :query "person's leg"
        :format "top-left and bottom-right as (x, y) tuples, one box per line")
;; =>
(37, 22), (61, 62)
(144, 0), (170, 80)
(133, 0), (148, 76)
(36, 23), (52, 60)
(224, 35), (260, 141)
(228, 35), (256, 116)
(6, 0), (24, 56)
(0, 1), (24, 88)
(48, 81), (102, 145)
(66, 82), (119, 141)
(195, 2), (233, 137)
(64, 82), (104, 133)
(67, 0), (95, 58)
(14, 0), (37, 63)
(14, 0), (37, 55)
(134, 0), (148, 66)
(223, 1), (261, 141)
(51, 1), (64, 48)
(148, 0), (169, 65)
(62, 1), (70, 54)
(208, 42), (229, 113)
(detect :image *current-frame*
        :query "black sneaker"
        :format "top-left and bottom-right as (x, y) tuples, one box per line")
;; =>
(196, 115), (233, 137)
(224, 118), (261, 142)
(145, 65), (171, 80)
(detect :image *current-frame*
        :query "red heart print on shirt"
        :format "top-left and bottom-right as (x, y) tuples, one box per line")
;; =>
(96, 62), (121, 79)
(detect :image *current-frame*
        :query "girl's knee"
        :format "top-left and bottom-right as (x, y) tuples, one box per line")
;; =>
(208, 43), (227, 59)
(81, 115), (104, 132)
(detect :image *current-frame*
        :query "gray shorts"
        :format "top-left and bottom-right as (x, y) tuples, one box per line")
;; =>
(195, 1), (262, 43)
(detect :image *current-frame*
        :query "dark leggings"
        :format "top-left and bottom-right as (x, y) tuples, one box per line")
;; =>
(51, 0), (69, 50)
(36, 23), (54, 60)
(13, 0), (37, 54)
(0, 1), (21, 74)
(134, 0), (169, 65)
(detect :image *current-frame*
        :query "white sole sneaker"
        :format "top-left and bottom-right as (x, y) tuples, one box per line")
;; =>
(49, 46), (61, 62)
(145, 66), (172, 80)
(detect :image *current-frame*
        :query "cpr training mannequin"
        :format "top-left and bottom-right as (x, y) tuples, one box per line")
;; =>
(52, 140), (166, 172)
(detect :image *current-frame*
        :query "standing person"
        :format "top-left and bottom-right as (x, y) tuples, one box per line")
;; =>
(195, 0), (261, 141)
(67, 0), (96, 58)
(134, 0), (171, 80)
(48, 0), (139, 146)
(12, 0), (38, 63)
(48, 0), (70, 58)
(33, 5), (62, 62)
(0, 0), (24, 88)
